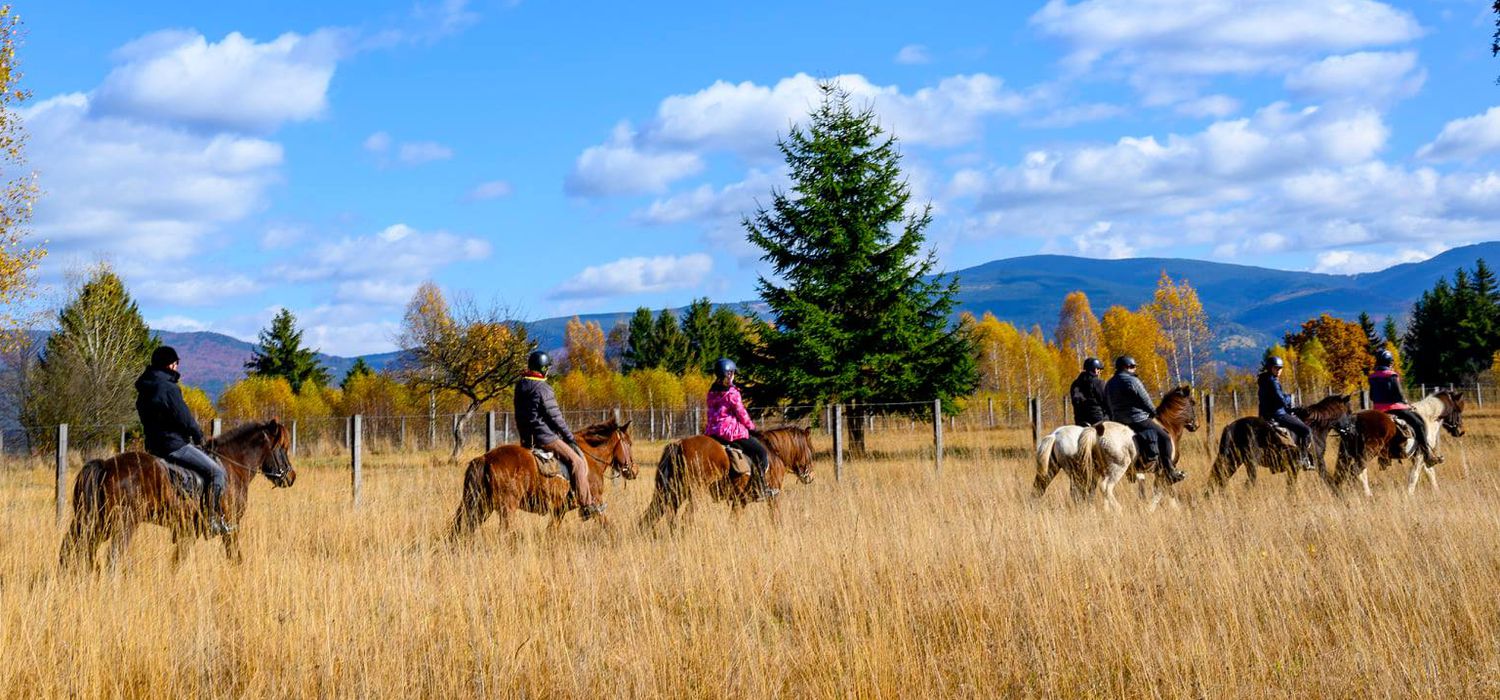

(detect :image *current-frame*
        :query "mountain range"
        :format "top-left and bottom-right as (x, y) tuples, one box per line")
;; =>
(157, 241), (1500, 397)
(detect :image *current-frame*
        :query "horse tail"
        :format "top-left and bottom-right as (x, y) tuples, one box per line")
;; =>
(1210, 423), (1235, 489)
(639, 441), (685, 533)
(1079, 424), (1107, 481)
(60, 459), (108, 570)
(449, 455), (492, 540)
(1033, 432), (1058, 498)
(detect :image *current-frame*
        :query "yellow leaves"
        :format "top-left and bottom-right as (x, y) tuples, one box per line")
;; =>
(1101, 305), (1171, 392)
(1146, 272), (1210, 387)
(0, 5), (42, 340)
(563, 316), (609, 375)
(967, 312), (1068, 406)
(1285, 314), (1373, 393)
(181, 383), (217, 424)
(1055, 291), (1103, 364)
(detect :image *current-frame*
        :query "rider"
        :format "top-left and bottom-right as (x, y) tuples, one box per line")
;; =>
(1257, 355), (1314, 471)
(135, 345), (233, 535)
(1368, 348), (1441, 465)
(704, 358), (774, 501)
(1105, 356), (1185, 483)
(515, 350), (602, 520)
(1069, 357), (1108, 427)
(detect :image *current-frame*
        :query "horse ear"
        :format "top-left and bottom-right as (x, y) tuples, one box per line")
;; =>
(620, 420), (632, 433)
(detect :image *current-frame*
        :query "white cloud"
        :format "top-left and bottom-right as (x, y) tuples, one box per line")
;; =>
(550, 254), (713, 299)
(568, 73), (1030, 197)
(633, 169), (782, 225)
(23, 93), (284, 262)
(895, 44), (932, 65)
(464, 180), (514, 201)
(1174, 94), (1240, 118)
(1284, 51), (1424, 104)
(1025, 102), (1128, 128)
(1418, 107), (1500, 162)
(273, 223), (491, 306)
(135, 274), (262, 305)
(396, 140), (453, 165)
(1312, 247), (1436, 274)
(363, 131), (392, 152)
(91, 29), (342, 133)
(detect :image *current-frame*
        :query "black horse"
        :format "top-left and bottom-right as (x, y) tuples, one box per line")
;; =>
(1209, 394), (1354, 492)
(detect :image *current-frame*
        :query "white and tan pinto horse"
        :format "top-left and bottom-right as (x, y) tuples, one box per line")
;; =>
(1033, 424), (1094, 500)
(1333, 390), (1465, 497)
(1075, 386), (1199, 511)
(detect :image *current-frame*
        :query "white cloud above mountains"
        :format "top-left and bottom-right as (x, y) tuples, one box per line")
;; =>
(550, 254), (713, 300)
(1418, 107), (1500, 162)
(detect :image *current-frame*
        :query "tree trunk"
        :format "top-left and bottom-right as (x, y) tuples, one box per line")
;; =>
(450, 403), (479, 459)
(847, 405), (869, 456)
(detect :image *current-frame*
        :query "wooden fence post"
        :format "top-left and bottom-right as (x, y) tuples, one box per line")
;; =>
(351, 415), (363, 507)
(485, 411), (496, 452)
(399, 417), (406, 450)
(290, 420), (298, 457)
(987, 397), (995, 428)
(1231, 391), (1241, 416)
(1029, 397), (1042, 447)
(1204, 393), (1216, 456)
(933, 398), (944, 475)
(211, 418), (222, 438)
(55, 423), (68, 526)
(119, 425), (127, 454)
(1475, 383), (1483, 408)
(503, 413), (512, 444)
(614, 406), (622, 424)
(833, 404), (844, 483)
(1359, 390), (1370, 411)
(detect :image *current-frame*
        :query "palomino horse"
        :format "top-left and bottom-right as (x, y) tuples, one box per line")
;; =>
(1332, 391), (1465, 497)
(449, 420), (638, 538)
(1033, 424), (1095, 501)
(1208, 394), (1354, 493)
(1075, 386), (1199, 511)
(59, 420), (296, 570)
(637, 426), (815, 533)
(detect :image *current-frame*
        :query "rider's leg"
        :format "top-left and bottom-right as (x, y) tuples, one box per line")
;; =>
(1393, 409), (1442, 464)
(167, 444), (233, 534)
(1275, 414), (1315, 470)
(546, 439), (596, 516)
(732, 437), (773, 499)
(1139, 421), (1184, 483)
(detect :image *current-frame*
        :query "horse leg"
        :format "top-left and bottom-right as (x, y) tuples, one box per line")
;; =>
(1423, 463), (1439, 492)
(170, 531), (193, 570)
(1359, 468), (1372, 498)
(1405, 458), (1423, 495)
(106, 521), (136, 570)
(60, 513), (103, 572)
(222, 532), (243, 564)
(766, 493), (782, 527)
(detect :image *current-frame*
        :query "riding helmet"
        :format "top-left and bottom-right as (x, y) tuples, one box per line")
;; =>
(1114, 356), (1137, 372)
(1264, 355), (1284, 370)
(151, 345), (180, 369)
(714, 357), (738, 378)
(1374, 348), (1394, 368)
(1083, 357), (1104, 372)
(527, 350), (552, 373)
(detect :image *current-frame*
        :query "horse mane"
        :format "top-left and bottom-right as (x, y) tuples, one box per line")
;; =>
(1295, 394), (1350, 425)
(1155, 386), (1193, 417)
(205, 420), (279, 450)
(576, 419), (623, 446)
(755, 426), (812, 468)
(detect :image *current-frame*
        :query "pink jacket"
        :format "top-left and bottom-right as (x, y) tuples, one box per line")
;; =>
(705, 386), (755, 442)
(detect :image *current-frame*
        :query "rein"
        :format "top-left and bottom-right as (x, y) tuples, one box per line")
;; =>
(575, 431), (627, 478)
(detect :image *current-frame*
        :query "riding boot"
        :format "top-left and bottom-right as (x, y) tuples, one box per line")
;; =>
(1157, 455), (1186, 484)
(1419, 443), (1444, 465)
(749, 463), (770, 502)
(204, 483), (235, 536)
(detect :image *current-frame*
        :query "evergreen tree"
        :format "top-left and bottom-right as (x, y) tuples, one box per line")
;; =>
(680, 298), (749, 373)
(650, 308), (690, 372)
(1402, 261), (1500, 384)
(21, 264), (158, 448)
(1382, 316), (1400, 346)
(621, 307), (656, 372)
(340, 357), (373, 389)
(744, 83), (976, 452)
(246, 308), (330, 393)
(1358, 312), (1382, 357)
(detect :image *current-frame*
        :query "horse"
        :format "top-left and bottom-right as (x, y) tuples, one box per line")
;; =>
(1075, 386), (1199, 511)
(1033, 424), (1095, 501)
(59, 420), (296, 570)
(449, 420), (638, 539)
(637, 426), (815, 533)
(1208, 394), (1354, 494)
(1332, 391), (1466, 497)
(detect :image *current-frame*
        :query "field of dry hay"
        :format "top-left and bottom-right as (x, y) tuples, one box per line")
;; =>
(0, 408), (1497, 698)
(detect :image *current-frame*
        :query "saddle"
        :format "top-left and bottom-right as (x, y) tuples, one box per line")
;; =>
(160, 458), (206, 499)
(531, 449), (569, 481)
(1269, 425), (1298, 448)
(724, 445), (752, 476)
(1388, 415), (1415, 442)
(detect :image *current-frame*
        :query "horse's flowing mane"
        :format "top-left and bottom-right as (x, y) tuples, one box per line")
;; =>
(1155, 386), (1193, 417)
(576, 419), (625, 446)
(1295, 394), (1350, 426)
(755, 426), (813, 469)
(206, 420), (278, 450)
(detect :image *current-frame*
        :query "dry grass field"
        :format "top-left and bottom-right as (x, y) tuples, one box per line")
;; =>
(0, 408), (1498, 698)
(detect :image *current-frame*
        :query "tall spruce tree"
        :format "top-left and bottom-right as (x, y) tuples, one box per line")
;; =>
(1358, 312), (1382, 357)
(681, 298), (749, 373)
(340, 357), (373, 389)
(22, 264), (158, 448)
(246, 308), (329, 393)
(1403, 260), (1500, 384)
(744, 83), (976, 453)
(621, 308), (656, 372)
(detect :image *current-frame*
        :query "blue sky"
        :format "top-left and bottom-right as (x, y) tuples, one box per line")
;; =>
(13, 0), (1500, 355)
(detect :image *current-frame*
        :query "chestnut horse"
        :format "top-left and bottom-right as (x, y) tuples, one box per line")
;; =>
(1332, 391), (1466, 497)
(59, 420), (296, 570)
(637, 426), (815, 533)
(1208, 394), (1354, 493)
(449, 420), (638, 538)
(1075, 386), (1199, 511)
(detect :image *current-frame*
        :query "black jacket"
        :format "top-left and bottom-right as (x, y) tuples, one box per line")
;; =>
(135, 366), (204, 457)
(514, 375), (573, 447)
(1069, 372), (1108, 426)
(1105, 372), (1155, 424)
(1368, 370), (1406, 406)
(1257, 371), (1294, 419)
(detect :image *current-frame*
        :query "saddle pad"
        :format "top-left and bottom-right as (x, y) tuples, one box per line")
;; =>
(1389, 416), (1415, 441)
(532, 449), (570, 481)
(725, 446), (752, 475)
(161, 459), (204, 497)
(1269, 425), (1297, 448)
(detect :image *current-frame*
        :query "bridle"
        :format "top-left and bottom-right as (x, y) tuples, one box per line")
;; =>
(210, 431), (294, 487)
(575, 429), (635, 479)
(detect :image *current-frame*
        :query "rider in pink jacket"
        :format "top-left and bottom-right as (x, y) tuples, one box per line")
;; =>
(704, 358), (774, 500)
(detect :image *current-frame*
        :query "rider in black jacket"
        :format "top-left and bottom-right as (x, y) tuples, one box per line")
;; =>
(1257, 355), (1314, 470)
(515, 350), (602, 520)
(1069, 357), (1108, 426)
(135, 346), (233, 535)
(1105, 356), (1185, 483)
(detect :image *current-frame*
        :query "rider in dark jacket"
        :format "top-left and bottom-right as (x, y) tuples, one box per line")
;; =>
(1105, 356), (1184, 483)
(1368, 349), (1440, 464)
(1257, 355), (1314, 470)
(514, 350), (601, 519)
(135, 346), (233, 535)
(1069, 357), (1108, 426)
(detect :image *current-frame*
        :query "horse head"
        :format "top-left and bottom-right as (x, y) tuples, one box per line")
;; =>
(757, 426), (815, 484)
(208, 419), (296, 488)
(1437, 391), (1466, 437)
(1296, 393), (1353, 429)
(580, 420), (638, 480)
(1158, 386), (1198, 433)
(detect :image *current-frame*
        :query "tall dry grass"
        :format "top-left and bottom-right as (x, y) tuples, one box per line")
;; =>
(0, 409), (1498, 697)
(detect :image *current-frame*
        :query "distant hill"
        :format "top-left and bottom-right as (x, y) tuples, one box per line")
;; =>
(137, 241), (1500, 396)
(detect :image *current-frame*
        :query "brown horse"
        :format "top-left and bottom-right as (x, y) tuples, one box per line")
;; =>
(1333, 391), (1466, 497)
(449, 420), (638, 538)
(59, 420), (296, 570)
(1208, 394), (1354, 493)
(638, 426), (815, 533)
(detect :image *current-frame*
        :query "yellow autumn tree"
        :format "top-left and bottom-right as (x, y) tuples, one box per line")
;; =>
(1100, 305), (1172, 392)
(0, 8), (44, 348)
(1055, 291), (1103, 367)
(339, 371), (413, 416)
(1285, 313), (1372, 392)
(218, 376), (298, 420)
(1146, 272), (1211, 387)
(562, 316), (608, 375)
(181, 383), (217, 424)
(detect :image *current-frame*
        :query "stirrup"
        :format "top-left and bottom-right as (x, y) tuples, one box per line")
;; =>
(579, 503), (606, 521)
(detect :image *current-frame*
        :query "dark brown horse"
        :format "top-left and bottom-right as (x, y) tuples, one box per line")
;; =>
(1333, 391), (1465, 496)
(1208, 394), (1354, 492)
(59, 420), (296, 570)
(638, 426), (815, 533)
(449, 420), (638, 538)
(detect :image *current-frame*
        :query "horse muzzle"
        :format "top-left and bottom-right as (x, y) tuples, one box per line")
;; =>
(795, 472), (814, 485)
(270, 470), (297, 488)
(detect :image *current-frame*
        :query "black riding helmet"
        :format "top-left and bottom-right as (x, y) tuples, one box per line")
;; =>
(527, 350), (551, 373)
(714, 357), (738, 379)
(1114, 356), (1137, 372)
(1374, 348), (1394, 369)
(1084, 357), (1104, 372)
(1264, 355), (1284, 370)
